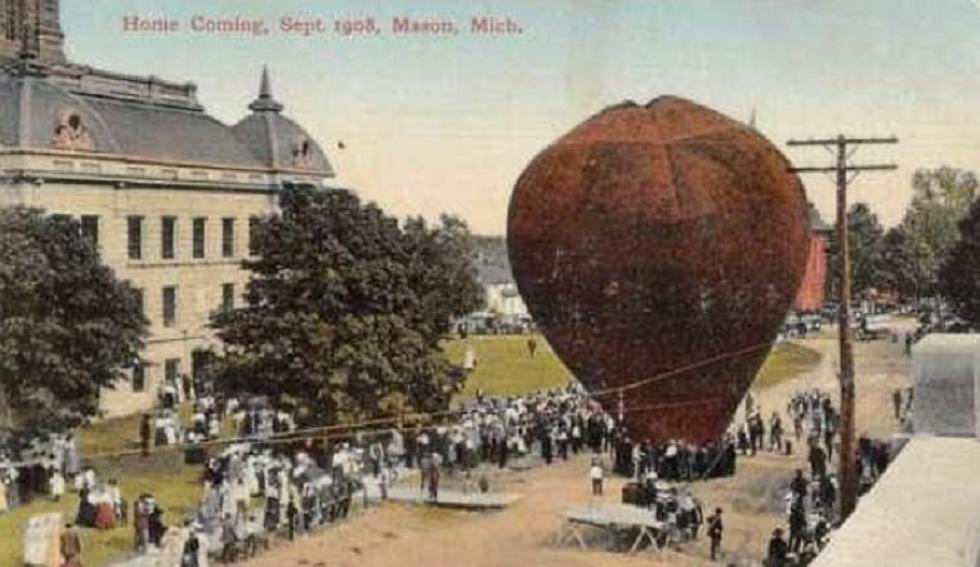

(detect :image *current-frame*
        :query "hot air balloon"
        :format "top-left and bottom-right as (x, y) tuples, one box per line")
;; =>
(507, 96), (809, 443)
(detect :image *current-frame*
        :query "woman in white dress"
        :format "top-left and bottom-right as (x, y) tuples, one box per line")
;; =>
(49, 468), (65, 502)
(0, 471), (8, 513)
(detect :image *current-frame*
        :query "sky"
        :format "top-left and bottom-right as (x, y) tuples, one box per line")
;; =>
(62, 0), (980, 235)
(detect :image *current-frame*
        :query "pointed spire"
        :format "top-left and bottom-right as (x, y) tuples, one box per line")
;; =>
(249, 65), (283, 113)
(259, 66), (272, 98)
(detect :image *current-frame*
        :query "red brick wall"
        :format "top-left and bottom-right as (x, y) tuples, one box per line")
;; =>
(795, 233), (828, 311)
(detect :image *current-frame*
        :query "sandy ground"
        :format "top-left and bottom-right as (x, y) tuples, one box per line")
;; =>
(241, 328), (912, 567)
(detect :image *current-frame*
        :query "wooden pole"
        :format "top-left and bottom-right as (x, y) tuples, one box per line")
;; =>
(787, 134), (898, 521)
(835, 135), (858, 519)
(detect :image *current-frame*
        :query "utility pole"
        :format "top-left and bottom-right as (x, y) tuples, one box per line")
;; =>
(786, 135), (898, 520)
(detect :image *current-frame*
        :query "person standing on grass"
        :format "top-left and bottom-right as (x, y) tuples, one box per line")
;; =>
(707, 507), (723, 561)
(589, 458), (604, 497)
(60, 523), (82, 566)
(527, 338), (537, 358)
(140, 414), (152, 457)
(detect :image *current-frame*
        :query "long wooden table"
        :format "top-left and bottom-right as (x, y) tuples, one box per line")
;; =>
(557, 503), (667, 554)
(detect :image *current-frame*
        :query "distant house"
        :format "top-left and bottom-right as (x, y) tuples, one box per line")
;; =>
(795, 203), (833, 312)
(461, 237), (530, 334)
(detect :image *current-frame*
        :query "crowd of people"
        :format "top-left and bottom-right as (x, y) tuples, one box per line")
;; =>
(9, 365), (908, 567)
(114, 384), (617, 565)
(618, 437), (738, 482)
(0, 431), (81, 513)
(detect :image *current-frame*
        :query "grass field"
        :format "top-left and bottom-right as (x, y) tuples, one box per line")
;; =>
(0, 405), (215, 567)
(752, 341), (823, 390)
(444, 335), (572, 400)
(0, 451), (202, 567)
(445, 335), (821, 399)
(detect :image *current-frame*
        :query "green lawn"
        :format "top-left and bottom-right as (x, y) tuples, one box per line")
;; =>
(445, 334), (821, 399)
(0, 405), (212, 567)
(0, 453), (201, 567)
(445, 335), (573, 401)
(752, 341), (822, 390)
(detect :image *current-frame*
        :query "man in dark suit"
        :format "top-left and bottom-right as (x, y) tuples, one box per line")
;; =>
(707, 507), (723, 561)
(766, 527), (789, 566)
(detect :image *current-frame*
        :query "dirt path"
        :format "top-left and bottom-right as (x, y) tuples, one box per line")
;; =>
(241, 332), (911, 567)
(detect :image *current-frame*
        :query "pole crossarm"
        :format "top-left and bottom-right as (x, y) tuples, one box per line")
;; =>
(787, 136), (898, 146)
(785, 132), (898, 523)
(789, 164), (897, 174)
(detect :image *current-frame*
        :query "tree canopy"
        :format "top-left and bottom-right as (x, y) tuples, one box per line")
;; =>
(0, 207), (146, 433)
(939, 198), (980, 328)
(825, 202), (885, 300)
(899, 166), (978, 297)
(210, 185), (484, 426)
(878, 224), (918, 301)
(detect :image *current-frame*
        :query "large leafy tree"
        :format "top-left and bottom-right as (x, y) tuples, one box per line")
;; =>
(826, 202), (885, 300)
(211, 185), (483, 426)
(901, 166), (978, 297)
(938, 198), (980, 328)
(0, 207), (146, 433)
(403, 214), (485, 339)
(879, 225), (918, 301)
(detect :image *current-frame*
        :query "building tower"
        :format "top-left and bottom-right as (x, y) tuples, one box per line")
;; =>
(0, 0), (66, 63)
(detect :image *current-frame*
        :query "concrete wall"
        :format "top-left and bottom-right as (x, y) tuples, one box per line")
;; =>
(912, 334), (980, 438)
(810, 437), (980, 567)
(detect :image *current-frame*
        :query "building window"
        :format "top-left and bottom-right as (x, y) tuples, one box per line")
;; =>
(222, 218), (235, 257)
(80, 215), (98, 246)
(164, 358), (179, 384)
(127, 216), (143, 260)
(222, 283), (234, 313)
(132, 364), (145, 392)
(161, 216), (177, 259)
(162, 285), (176, 327)
(248, 216), (259, 256)
(133, 288), (144, 319)
(193, 217), (206, 259)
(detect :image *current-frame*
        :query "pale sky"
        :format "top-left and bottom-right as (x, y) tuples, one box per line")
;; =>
(63, 0), (980, 235)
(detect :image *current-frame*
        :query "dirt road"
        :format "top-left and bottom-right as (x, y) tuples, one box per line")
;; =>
(241, 332), (911, 567)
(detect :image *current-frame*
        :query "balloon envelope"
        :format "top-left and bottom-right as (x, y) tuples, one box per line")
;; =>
(507, 96), (809, 443)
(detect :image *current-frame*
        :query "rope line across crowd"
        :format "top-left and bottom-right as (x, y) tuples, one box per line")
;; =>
(590, 341), (772, 399)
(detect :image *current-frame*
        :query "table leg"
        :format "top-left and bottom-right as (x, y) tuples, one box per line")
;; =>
(629, 527), (647, 554)
(629, 527), (660, 554)
(572, 526), (588, 550)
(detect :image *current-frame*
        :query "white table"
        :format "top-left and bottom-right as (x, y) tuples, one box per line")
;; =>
(558, 503), (667, 554)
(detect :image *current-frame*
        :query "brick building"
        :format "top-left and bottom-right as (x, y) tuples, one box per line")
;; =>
(0, 0), (335, 415)
(795, 202), (832, 312)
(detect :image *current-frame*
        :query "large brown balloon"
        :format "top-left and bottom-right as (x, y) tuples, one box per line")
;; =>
(507, 96), (809, 443)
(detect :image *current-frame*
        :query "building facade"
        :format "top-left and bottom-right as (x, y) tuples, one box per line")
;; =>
(0, 0), (335, 415)
(795, 203), (832, 312)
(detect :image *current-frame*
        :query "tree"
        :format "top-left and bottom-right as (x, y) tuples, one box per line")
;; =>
(901, 166), (978, 298)
(0, 207), (146, 434)
(938, 198), (980, 328)
(826, 202), (885, 301)
(211, 185), (483, 426)
(879, 225), (918, 301)
(403, 214), (486, 340)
